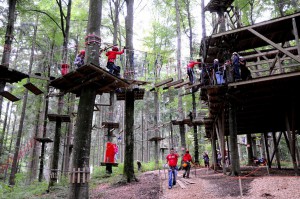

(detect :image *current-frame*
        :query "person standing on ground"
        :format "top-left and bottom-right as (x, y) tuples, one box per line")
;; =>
(203, 152), (209, 168)
(182, 150), (194, 178)
(166, 148), (179, 189)
(137, 160), (142, 171)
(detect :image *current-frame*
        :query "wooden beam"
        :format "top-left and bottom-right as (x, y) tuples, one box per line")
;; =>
(174, 81), (191, 89)
(163, 79), (184, 89)
(244, 46), (297, 60)
(210, 12), (300, 39)
(248, 28), (300, 63)
(154, 78), (173, 87)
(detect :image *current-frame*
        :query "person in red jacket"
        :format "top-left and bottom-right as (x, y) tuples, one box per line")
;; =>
(187, 60), (201, 84)
(182, 150), (194, 178)
(105, 46), (125, 76)
(166, 148), (179, 189)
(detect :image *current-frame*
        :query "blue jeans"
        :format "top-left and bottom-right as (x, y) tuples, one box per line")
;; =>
(168, 166), (177, 188)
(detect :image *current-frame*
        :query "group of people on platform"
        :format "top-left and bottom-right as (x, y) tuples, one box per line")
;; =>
(73, 45), (125, 77)
(186, 52), (252, 86)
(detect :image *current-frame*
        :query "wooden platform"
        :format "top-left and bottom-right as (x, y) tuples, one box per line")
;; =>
(100, 162), (118, 167)
(148, 137), (165, 142)
(49, 64), (130, 95)
(0, 91), (20, 102)
(202, 71), (300, 135)
(202, 12), (300, 63)
(0, 64), (28, 83)
(116, 88), (145, 100)
(47, 114), (71, 122)
(23, 82), (43, 95)
(101, 122), (119, 129)
(204, 0), (234, 12)
(34, 137), (54, 143)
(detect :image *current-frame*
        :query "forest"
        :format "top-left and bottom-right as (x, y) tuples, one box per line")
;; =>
(0, 0), (300, 198)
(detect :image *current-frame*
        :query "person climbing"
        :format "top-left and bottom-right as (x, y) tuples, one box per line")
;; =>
(239, 56), (252, 80)
(74, 50), (85, 68)
(231, 52), (241, 81)
(203, 151), (209, 168)
(166, 148), (179, 189)
(182, 150), (194, 178)
(105, 46), (125, 77)
(187, 60), (201, 84)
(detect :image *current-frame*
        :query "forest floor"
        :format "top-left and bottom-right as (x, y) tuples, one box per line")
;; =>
(90, 166), (300, 199)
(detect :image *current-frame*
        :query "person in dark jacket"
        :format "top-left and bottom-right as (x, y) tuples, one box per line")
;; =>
(239, 56), (252, 80)
(231, 52), (241, 81)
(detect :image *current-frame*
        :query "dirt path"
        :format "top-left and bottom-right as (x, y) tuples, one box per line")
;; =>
(89, 167), (300, 199)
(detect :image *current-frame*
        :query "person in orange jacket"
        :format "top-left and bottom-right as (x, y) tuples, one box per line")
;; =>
(187, 60), (201, 84)
(105, 46), (125, 76)
(182, 150), (194, 178)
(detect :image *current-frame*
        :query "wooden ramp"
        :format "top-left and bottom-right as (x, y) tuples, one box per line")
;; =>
(50, 63), (130, 95)
(23, 82), (43, 95)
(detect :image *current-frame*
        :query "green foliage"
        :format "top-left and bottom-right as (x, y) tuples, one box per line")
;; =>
(1, 178), (48, 199)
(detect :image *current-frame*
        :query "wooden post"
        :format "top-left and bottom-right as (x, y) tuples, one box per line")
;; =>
(228, 100), (240, 176)
(272, 132), (281, 169)
(285, 110), (299, 175)
(292, 18), (300, 56)
(263, 133), (271, 168)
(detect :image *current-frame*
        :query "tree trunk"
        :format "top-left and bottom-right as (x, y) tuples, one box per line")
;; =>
(246, 134), (254, 165)
(9, 19), (37, 185)
(123, 0), (136, 182)
(68, 0), (101, 197)
(28, 95), (43, 184)
(0, 0), (17, 119)
(228, 100), (240, 176)
(38, 57), (51, 182)
(124, 90), (135, 182)
(0, 101), (11, 156)
(175, 0), (185, 151)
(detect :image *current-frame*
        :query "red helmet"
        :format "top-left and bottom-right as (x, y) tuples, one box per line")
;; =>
(80, 50), (85, 56)
(112, 46), (119, 51)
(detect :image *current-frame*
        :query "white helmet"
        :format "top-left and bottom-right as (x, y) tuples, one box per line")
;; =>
(214, 59), (219, 62)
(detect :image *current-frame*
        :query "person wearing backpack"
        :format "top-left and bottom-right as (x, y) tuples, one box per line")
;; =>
(182, 150), (194, 178)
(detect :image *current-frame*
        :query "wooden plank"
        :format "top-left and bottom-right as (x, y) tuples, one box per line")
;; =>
(23, 82), (43, 95)
(0, 91), (20, 102)
(174, 81), (191, 89)
(82, 168), (85, 183)
(176, 179), (187, 189)
(154, 78), (173, 87)
(77, 168), (80, 183)
(100, 162), (119, 167)
(163, 79), (184, 89)
(182, 178), (196, 184)
(72, 168), (75, 183)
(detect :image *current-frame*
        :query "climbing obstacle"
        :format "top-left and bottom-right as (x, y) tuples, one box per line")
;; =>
(23, 82), (43, 95)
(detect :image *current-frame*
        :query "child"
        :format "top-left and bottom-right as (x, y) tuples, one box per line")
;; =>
(105, 46), (125, 76)
(74, 50), (85, 68)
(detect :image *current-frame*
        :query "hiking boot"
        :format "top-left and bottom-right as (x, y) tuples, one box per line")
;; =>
(168, 186), (172, 189)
